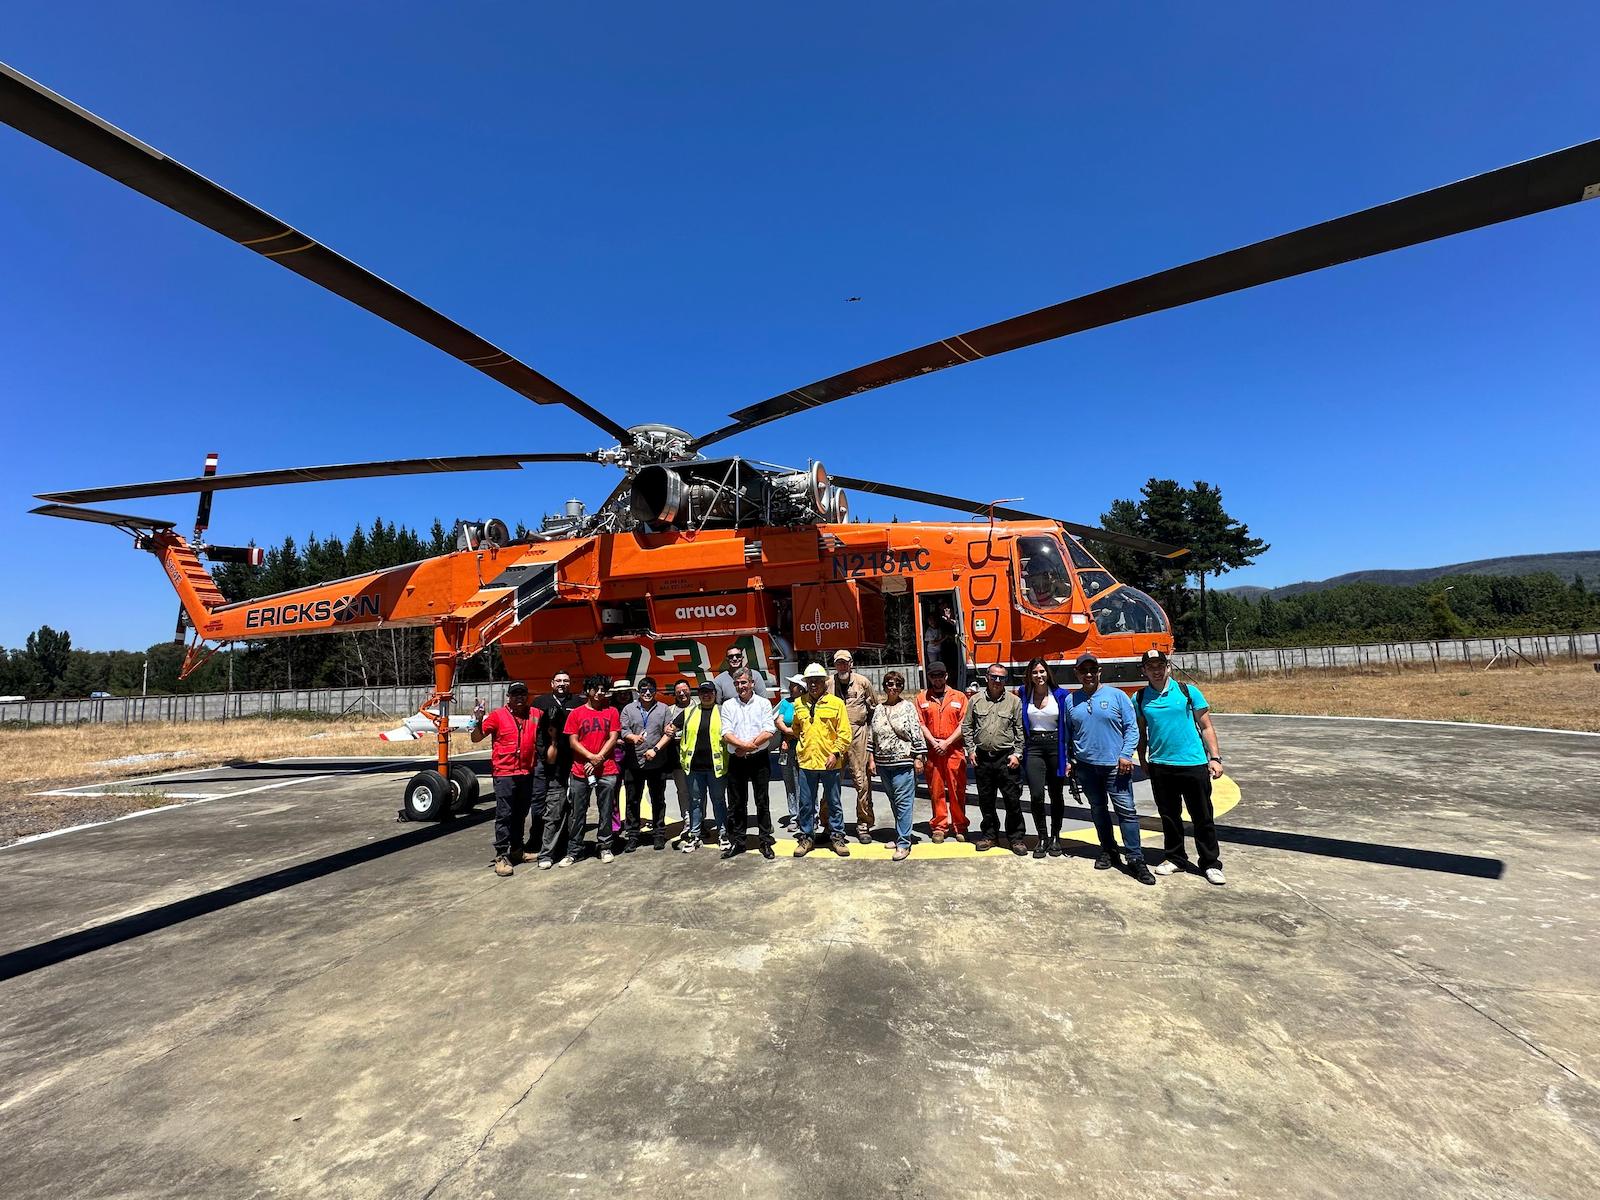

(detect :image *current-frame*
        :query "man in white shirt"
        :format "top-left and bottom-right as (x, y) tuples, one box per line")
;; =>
(720, 668), (777, 860)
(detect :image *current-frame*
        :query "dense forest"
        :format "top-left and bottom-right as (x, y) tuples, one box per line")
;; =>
(3, 511), (1596, 699)
(0, 517), (505, 700)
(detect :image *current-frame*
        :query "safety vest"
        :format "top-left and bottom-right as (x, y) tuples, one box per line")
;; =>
(678, 703), (729, 778)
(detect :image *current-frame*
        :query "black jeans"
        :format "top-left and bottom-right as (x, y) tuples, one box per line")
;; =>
(1148, 763), (1222, 871)
(1023, 731), (1065, 840)
(972, 751), (1024, 839)
(724, 752), (774, 846)
(625, 768), (668, 837)
(492, 774), (533, 858)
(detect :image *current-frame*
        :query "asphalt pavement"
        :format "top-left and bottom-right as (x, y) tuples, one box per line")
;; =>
(2, 716), (1597, 1198)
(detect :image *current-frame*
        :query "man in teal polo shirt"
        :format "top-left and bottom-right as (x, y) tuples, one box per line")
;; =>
(1134, 648), (1227, 885)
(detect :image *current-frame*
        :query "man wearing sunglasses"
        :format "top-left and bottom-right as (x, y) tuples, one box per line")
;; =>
(621, 676), (673, 852)
(1065, 653), (1154, 885)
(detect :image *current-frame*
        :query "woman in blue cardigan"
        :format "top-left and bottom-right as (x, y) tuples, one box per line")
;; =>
(1018, 657), (1072, 859)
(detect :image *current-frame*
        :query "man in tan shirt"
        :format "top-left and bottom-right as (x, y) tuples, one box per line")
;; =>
(830, 649), (879, 844)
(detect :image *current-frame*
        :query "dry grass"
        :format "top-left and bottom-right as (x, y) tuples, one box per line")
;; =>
(1198, 658), (1600, 732)
(0, 717), (433, 846)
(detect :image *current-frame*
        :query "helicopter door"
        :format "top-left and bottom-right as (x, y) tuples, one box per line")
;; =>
(919, 591), (966, 688)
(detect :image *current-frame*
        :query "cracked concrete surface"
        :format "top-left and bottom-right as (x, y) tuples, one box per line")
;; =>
(1, 717), (1597, 1197)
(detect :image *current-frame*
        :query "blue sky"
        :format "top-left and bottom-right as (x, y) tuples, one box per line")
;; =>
(2, 2), (1597, 650)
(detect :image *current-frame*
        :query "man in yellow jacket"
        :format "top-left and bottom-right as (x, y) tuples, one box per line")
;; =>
(655, 679), (729, 853)
(791, 662), (853, 858)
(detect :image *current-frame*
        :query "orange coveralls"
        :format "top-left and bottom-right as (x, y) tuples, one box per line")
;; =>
(916, 686), (969, 835)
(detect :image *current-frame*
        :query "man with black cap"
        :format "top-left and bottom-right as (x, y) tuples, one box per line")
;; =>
(471, 681), (541, 877)
(1065, 652), (1154, 884)
(1135, 648), (1227, 885)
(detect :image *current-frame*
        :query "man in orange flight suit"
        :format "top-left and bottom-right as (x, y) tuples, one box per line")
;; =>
(915, 661), (969, 842)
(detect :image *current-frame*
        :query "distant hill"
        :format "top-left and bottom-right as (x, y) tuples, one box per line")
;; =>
(1223, 551), (1600, 600)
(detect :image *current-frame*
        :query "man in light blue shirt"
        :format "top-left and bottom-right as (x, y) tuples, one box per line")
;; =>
(1065, 652), (1154, 885)
(1135, 648), (1227, 885)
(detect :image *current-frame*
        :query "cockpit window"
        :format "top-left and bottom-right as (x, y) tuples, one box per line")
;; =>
(1065, 538), (1101, 570)
(1077, 570), (1116, 598)
(1090, 586), (1168, 634)
(1018, 536), (1072, 609)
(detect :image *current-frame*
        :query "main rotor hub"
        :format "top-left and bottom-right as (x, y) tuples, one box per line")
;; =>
(624, 423), (695, 466)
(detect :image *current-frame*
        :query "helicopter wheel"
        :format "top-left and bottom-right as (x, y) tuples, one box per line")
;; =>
(448, 763), (481, 813)
(403, 769), (452, 822)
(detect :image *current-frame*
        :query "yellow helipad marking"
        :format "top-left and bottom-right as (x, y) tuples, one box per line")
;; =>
(768, 774), (1241, 859)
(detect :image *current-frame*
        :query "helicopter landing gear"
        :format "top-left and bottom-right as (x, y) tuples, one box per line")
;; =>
(398, 631), (472, 822)
(402, 769), (452, 821)
(447, 763), (481, 813)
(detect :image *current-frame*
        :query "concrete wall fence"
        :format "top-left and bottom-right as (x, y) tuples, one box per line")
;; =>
(5, 633), (1596, 726)
(1171, 631), (1600, 679)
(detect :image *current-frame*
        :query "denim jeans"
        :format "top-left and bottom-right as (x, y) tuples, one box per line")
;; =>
(877, 762), (916, 849)
(687, 769), (726, 840)
(796, 768), (844, 840)
(1074, 761), (1144, 863)
(781, 741), (798, 824)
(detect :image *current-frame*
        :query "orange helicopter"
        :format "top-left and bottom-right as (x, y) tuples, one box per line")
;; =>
(6, 61), (1598, 819)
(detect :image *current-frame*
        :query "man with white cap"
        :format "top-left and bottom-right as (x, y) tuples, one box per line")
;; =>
(791, 662), (853, 857)
(830, 649), (879, 843)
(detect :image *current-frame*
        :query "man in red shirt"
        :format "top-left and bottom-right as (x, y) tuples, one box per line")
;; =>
(471, 682), (541, 877)
(559, 675), (623, 865)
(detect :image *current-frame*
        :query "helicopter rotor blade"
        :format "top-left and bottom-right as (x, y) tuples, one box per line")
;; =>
(0, 61), (632, 443)
(694, 139), (1600, 448)
(828, 474), (1189, 559)
(36, 452), (608, 505)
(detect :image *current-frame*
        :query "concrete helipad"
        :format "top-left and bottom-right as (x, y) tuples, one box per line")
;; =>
(1, 717), (1597, 1198)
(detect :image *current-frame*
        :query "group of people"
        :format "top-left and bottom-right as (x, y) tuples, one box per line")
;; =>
(471, 645), (1228, 887)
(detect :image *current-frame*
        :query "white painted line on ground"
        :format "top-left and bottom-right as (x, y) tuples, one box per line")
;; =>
(31, 790), (221, 800)
(3, 765), (401, 853)
(1219, 713), (1600, 737)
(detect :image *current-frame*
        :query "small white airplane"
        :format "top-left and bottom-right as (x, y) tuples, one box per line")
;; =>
(378, 710), (477, 742)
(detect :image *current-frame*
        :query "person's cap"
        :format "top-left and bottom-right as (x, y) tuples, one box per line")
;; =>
(789, 673), (807, 686)
(1074, 652), (1099, 669)
(832, 649), (853, 663)
(803, 662), (829, 680)
(612, 678), (633, 689)
(507, 681), (529, 696)
(696, 679), (718, 693)
(1141, 648), (1169, 665)
(966, 682), (980, 693)
(926, 662), (948, 675)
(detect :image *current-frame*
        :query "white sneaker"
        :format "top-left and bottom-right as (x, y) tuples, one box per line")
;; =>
(1153, 858), (1183, 876)
(1204, 867), (1226, 886)
(681, 837), (698, 854)
(556, 856), (577, 869)
(600, 848), (615, 864)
